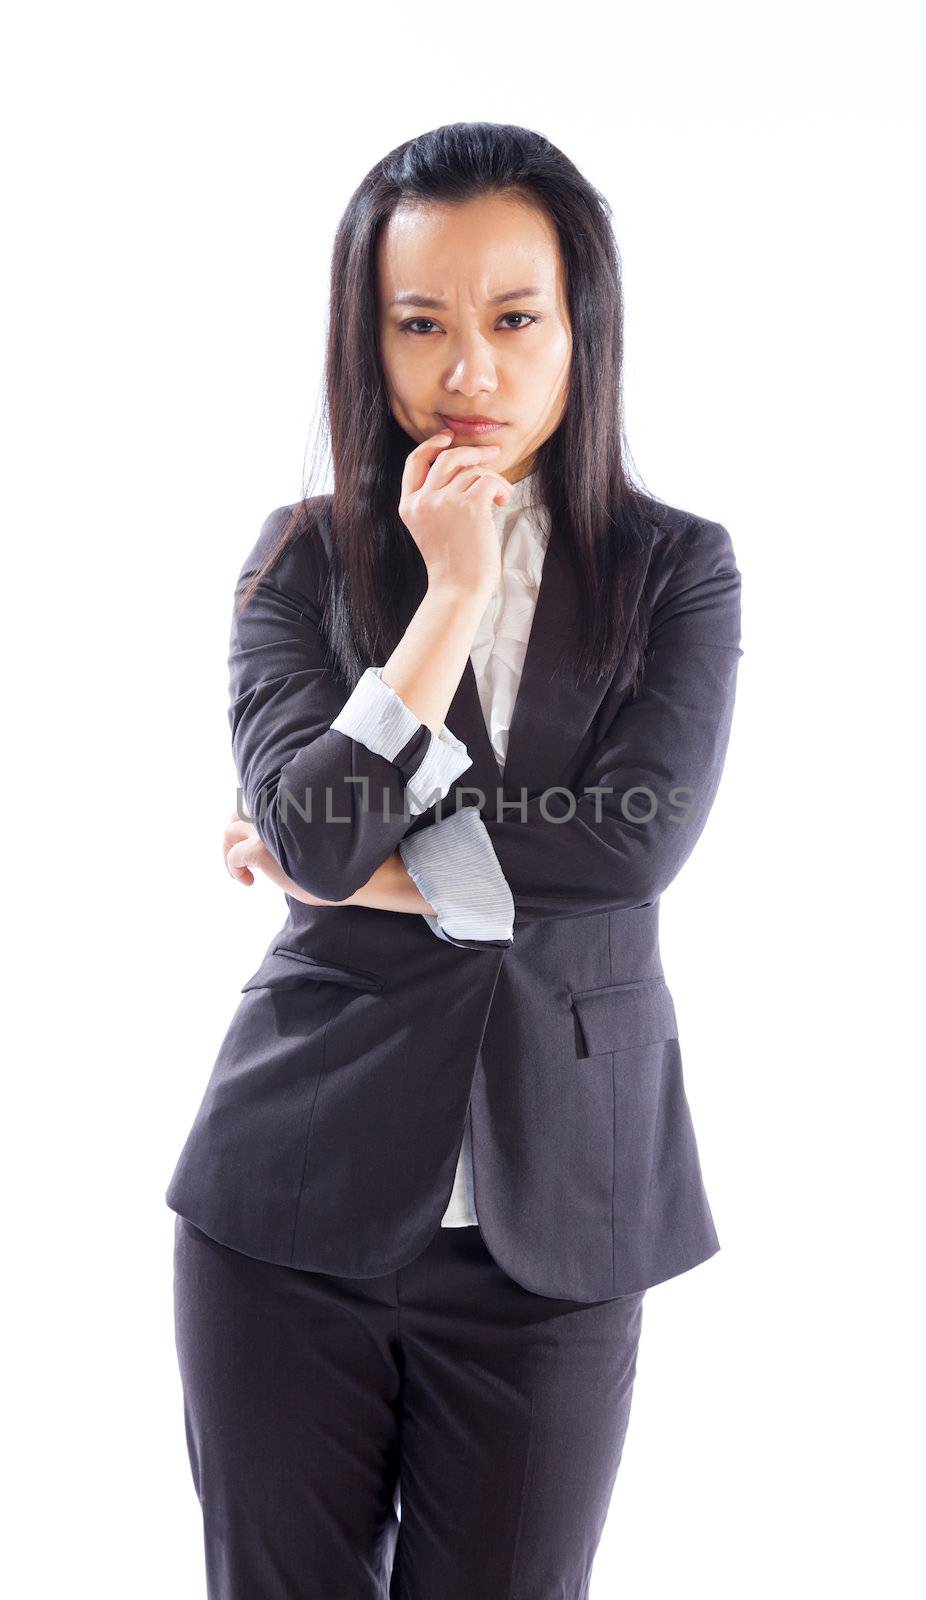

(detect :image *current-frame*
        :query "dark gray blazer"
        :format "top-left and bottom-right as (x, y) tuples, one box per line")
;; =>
(165, 495), (744, 1301)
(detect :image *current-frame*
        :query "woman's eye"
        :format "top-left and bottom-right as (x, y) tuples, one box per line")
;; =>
(400, 314), (539, 335)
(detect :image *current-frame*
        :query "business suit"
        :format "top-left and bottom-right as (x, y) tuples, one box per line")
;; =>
(167, 487), (742, 1597)
(165, 490), (743, 1304)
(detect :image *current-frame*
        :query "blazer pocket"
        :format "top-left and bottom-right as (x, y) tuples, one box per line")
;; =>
(241, 945), (385, 995)
(570, 978), (678, 1060)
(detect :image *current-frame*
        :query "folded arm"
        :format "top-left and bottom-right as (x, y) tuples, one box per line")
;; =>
(330, 674), (515, 947)
(229, 507), (474, 905)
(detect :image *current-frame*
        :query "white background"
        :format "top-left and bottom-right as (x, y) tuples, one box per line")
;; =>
(4, 2), (923, 1595)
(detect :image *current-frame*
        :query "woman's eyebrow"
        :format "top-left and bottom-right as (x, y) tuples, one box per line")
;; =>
(389, 286), (547, 309)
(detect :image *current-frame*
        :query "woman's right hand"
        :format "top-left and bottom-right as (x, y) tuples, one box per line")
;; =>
(398, 430), (512, 599)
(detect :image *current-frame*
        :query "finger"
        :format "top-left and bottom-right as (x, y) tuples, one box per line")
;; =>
(457, 468), (513, 506)
(226, 840), (255, 884)
(223, 818), (254, 849)
(222, 819), (255, 857)
(400, 430), (457, 498)
(226, 809), (256, 830)
(438, 467), (511, 502)
(424, 443), (502, 495)
(228, 836), (264, 870)
(223, 830), (252, 872)
(227, 807), (256, 831)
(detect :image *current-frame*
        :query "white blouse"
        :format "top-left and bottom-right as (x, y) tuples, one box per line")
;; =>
(469, 469), (551, 774)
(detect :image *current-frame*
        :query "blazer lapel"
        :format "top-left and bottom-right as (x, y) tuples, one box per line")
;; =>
(444, 517), (632, 809)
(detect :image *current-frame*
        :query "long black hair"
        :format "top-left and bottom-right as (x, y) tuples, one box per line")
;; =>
(237, 120), (673, 696)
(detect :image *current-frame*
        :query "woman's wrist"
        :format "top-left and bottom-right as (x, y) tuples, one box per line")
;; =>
(335, 850), (435, 915)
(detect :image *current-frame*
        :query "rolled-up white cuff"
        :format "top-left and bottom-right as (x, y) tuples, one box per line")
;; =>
(399, 805), (515, 943)
(330, 666), (472, 816)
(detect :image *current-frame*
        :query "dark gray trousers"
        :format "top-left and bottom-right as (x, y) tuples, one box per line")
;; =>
(172, 1214), (645, 1599)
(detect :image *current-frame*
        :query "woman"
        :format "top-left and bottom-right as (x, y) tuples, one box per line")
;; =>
(166, 121), (743, 1599)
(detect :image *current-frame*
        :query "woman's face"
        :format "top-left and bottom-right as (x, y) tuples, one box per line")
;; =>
(376, 192), (572, 485)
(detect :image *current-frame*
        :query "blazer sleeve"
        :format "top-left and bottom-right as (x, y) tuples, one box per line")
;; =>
(228, 505), (473, 904)
(402, 514), (743, 937)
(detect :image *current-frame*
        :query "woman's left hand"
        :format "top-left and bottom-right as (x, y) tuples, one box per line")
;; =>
(223, 812), (331, 903)
(221, 814), (427, 914)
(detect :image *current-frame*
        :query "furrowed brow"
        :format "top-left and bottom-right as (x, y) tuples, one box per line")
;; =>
(390, 286), (547, 309)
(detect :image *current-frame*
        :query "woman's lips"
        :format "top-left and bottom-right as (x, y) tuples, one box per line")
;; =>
(438, 413), (509, 437)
